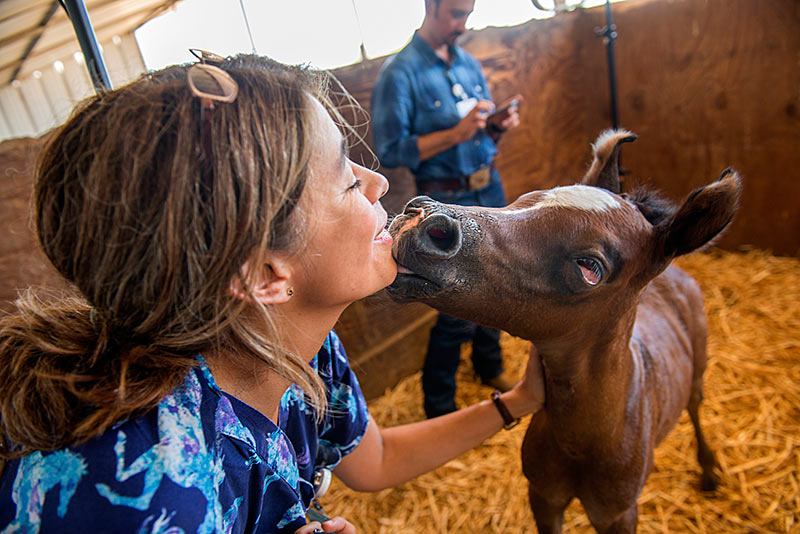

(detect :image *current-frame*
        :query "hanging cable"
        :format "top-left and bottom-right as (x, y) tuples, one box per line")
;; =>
(238, 0), (257, 54)
(349, 0), (368, 62)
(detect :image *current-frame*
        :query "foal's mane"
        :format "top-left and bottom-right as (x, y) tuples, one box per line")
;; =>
(625, 185), (677, 226)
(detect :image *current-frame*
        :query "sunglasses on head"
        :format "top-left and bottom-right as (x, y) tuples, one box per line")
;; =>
(186, 49), (239, 173)
(189, 48), (227, 65)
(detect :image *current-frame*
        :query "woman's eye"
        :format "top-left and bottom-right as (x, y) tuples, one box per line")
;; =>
(347, 179), (362, 192)
(577, 258), (603, 286)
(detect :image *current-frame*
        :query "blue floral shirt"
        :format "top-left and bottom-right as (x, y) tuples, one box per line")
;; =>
(0, 331), (369, 534)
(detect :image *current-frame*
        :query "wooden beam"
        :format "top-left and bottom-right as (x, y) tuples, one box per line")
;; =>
(28, 0), (175, 61)
(0, 0), (54, 23)
(0, 0), (180, 85)
(9, 1), (59, 83)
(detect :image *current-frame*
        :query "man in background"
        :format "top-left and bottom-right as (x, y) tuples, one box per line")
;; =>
(371, 0), (523, 418)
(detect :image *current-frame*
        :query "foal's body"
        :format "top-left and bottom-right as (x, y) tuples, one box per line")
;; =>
(522, 266), (715, 532)
(388, 130), (740, 533)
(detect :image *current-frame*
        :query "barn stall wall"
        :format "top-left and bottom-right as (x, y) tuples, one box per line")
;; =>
(335, 0), (799, 255)
(0, 0), (797, 400)
(332, 0), (799, 398)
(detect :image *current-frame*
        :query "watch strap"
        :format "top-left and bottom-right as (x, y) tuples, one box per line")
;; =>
(491, 390), (520, 430)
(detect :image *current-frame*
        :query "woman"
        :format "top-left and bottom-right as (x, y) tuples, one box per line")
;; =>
(0, 54), (544, 533)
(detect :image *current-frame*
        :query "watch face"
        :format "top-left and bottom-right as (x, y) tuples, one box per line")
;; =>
(312, 467), (332, 498)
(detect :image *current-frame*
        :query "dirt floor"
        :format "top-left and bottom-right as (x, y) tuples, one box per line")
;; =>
(323, 248), (800, 534)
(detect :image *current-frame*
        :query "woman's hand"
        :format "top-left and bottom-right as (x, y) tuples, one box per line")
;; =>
(504, 343), (546, 418)
(333, 343), (546, 492)
(295, 516), (357, 534)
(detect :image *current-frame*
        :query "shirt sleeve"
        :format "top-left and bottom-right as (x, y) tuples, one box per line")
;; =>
(0, 428), (223, 533)
(371, 64), (421, 170)
(315, 331), (370, 468)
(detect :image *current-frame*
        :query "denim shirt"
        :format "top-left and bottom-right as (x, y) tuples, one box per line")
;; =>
(371, 31), (498, 180)
(0, 331), (369, 534)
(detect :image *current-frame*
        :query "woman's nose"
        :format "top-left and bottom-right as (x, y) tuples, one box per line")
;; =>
(375, 170), (389, 200)
(355, 163), (389, 202)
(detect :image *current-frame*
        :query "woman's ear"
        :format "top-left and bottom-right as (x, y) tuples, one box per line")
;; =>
(228, 254), (295, 305)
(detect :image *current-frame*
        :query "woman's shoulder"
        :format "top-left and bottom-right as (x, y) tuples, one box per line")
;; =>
(0, 367), (221, 531)
(0, 363), (302, 532)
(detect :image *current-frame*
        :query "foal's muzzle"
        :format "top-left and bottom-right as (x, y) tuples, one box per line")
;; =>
(401, 196), (462, 259)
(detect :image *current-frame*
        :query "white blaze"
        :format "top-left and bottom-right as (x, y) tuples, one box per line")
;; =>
(508, 185), (621, 214)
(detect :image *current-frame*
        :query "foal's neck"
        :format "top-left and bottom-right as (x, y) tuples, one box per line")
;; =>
(536, 308), (639, 452)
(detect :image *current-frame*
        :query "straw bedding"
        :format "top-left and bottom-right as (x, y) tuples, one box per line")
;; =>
(323, 248), (800, 533)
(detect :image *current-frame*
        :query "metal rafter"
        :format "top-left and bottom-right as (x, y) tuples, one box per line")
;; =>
(0, 0), (181, 86)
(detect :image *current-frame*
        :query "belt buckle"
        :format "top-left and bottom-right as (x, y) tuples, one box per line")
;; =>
(468, 167), (491, 190)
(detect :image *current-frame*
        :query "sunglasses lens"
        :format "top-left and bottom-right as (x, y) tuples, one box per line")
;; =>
(192, 70), (225, 96)
(451, 83), (466, 100)
(188, 65), (238, 102)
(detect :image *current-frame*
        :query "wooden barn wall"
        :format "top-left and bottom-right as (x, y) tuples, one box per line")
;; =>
(0, 135), (69, 315)
(333, 0), (800, 256)
(333, 0), (799, 398)
(0, 0), (797, 400)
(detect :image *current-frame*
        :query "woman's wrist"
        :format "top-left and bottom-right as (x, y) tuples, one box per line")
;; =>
(490, 390), (519, 430)
(499, 387), (541, 421)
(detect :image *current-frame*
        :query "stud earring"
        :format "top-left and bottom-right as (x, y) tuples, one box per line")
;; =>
(287, 287), (294, 297)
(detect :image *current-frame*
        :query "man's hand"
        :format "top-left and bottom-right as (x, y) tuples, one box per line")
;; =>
(452, 99), (494, 143)
(487, 94), (524, 134)
(295, 516), (357, 534)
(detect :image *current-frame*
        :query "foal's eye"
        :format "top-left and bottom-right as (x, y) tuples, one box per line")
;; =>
(577, 258), (603, 286)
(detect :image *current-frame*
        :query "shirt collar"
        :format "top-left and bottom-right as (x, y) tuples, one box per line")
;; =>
(193, 355), (307, 496)
(194, 353), (222, 393)
(411, 30), (461, 68)
(193, 354), (265, 451)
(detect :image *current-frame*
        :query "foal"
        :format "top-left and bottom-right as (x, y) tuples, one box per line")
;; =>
(387, 130), (740, 533)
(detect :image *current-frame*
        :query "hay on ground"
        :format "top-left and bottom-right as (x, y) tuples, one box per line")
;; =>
(323, 248), (800, 533)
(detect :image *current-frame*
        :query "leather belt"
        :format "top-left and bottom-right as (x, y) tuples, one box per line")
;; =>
(418, 176), (469, 192)
(417, 166), (492, 193)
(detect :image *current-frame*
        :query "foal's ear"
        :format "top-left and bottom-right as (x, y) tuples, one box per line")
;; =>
(581, 129), (637, 194)
(654, 169), (742, 261)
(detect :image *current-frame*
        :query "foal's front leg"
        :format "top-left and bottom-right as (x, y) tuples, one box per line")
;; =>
(529, 487), (572, 534)
(587, 503), (638, 534)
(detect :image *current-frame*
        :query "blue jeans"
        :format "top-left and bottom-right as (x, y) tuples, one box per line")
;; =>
(419, 169), (507, 418)
(422, 313), (504, 418)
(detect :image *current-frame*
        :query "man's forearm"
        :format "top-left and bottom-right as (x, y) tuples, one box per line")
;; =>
(417, 127), (463, 162)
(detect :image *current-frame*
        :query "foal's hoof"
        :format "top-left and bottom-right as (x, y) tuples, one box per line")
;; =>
(701, 470), (720, 492)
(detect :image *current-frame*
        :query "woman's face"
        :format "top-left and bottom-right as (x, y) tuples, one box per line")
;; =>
(291, 98), (397, 309)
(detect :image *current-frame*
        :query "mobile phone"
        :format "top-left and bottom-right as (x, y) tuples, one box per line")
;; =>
(489, 98), (519, 119)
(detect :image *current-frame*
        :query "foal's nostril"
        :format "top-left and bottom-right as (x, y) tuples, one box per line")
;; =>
(427, 226), (456, 250)
(418, 214), (462, 258)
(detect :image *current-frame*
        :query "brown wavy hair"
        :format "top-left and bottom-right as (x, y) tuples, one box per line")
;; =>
(0, 55), (353, 464)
